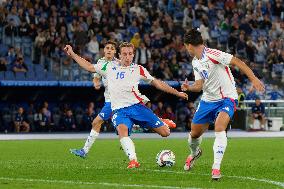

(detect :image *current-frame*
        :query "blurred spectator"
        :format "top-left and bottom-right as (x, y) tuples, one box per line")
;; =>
(130, 32), (141, 48)
(250, 97), (266, 130)
(237, 87), (245, 108)
(58, 109), (77, 131)
(154, 101), (165, 118)
(135, 42), (151, 66)
(267, 85), (284, 100)
(130, 1), (142, 16)
(14, 107), (30, 133)
(5, 46), (16, 65)
(34, 107), (49, 132)
(146, 101), (156, 111)
(42, 101), (52, 125)
(87, 35), (99, 59)
(0, 58), (7, 71)
(236, 33), (247, 58)
(162, 106), (175, 121)
(81, 106), (96, 131)
(12, 56), (28, 73)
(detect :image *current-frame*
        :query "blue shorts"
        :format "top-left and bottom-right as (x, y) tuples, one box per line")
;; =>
(112, 103), (164, 135)
(192, 98), (238, 124)
(98, 102), (112, 121)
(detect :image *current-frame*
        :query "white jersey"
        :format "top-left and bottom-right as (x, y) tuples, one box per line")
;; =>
(93, 57), (113, 102)
(192, 47), (238, 101)
(94, 61), (153, 110)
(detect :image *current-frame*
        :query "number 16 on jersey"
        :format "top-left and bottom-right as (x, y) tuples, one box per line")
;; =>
(116, 72), (126, 79)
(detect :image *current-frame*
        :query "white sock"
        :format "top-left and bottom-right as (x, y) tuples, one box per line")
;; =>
(83, 129), (99, 153)
(120, 137), (137, 161)
(212, 131), (227, 170)
(188, 133), (202, 156)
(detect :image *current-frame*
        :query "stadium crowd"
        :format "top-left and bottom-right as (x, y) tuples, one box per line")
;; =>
(0, 0), (283, 81)
(0, 0), (284, 132)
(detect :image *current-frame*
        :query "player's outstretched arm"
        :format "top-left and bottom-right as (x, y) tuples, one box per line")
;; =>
(181, 79), (203, 92)
(230, 57), (265, 92)
(64, 45), (96, 73)
(151, 79), (188, 100)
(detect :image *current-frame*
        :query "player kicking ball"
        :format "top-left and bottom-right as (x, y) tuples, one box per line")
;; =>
(70, 41), (176, 159)
(64, 42), (187, 168)
(181, 29), (265, 180)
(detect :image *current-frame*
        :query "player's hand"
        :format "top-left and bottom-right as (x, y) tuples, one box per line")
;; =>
(251, 77), (265, 93)
(63, 45), (74, 57)
(178, 92), (188, 100)
(93, 82), (101, 90)
(181, 79), (190, 92)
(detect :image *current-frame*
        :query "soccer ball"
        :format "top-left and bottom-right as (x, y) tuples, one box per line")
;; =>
(156, 150), (175, 167)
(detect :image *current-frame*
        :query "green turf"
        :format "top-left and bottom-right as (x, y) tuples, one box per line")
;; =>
(0, 138), (283, 189)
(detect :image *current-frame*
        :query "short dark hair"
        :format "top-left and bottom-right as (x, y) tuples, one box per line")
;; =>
(119, 42), (135, 52)
(105, 40), (117, 48)
(183, 29), (203, 46)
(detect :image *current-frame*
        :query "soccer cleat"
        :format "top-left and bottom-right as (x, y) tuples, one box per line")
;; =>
(184, 148), (202, 171)
(212, 169), (221, 180)
(70, 148), (87, 159)
(161, 118), (176, 129)
(127, 160), (140, 169)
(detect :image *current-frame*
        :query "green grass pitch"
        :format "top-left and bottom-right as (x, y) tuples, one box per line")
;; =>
(0, 138), (283, 189)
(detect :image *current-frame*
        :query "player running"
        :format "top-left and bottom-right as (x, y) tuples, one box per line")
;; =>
(181, 29), (265, 180)
(70, 41), (176, 159)
(64, 42), (187, 168)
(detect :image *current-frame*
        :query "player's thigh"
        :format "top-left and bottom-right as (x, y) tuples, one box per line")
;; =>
(215, 98), (236, 132)
(131, 104), (164, 129)
(112, 111), (133, 136)
(192, 100), (216, 126)
(152, 125), (170, 137)
(215, 112), (231, 132)
(190, 123), (209, 138)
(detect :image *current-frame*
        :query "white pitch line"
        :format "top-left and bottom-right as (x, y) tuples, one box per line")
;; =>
(149, 169), (284, 188)
(0, 177), (205, 189)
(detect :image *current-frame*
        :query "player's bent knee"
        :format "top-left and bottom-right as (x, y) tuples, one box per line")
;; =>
(160, 127), (170, 137)
(190, 132), (201, 138)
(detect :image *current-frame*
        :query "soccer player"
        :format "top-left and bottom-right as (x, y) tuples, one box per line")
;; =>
(70, 41), (176, 159)
(64, 42), (187, 168)
(181, 29), (265, 180)
(70, 41), (118, 158)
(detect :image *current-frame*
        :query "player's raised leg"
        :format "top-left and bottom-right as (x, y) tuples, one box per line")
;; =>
(184, 123), (208, 171)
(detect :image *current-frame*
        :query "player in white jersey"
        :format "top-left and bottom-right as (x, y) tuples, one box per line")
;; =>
(64, 42), (188, 168)
(70, 41), (118, 158)
(70, 41), (176, 159)
(181, 29), (265, 180)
